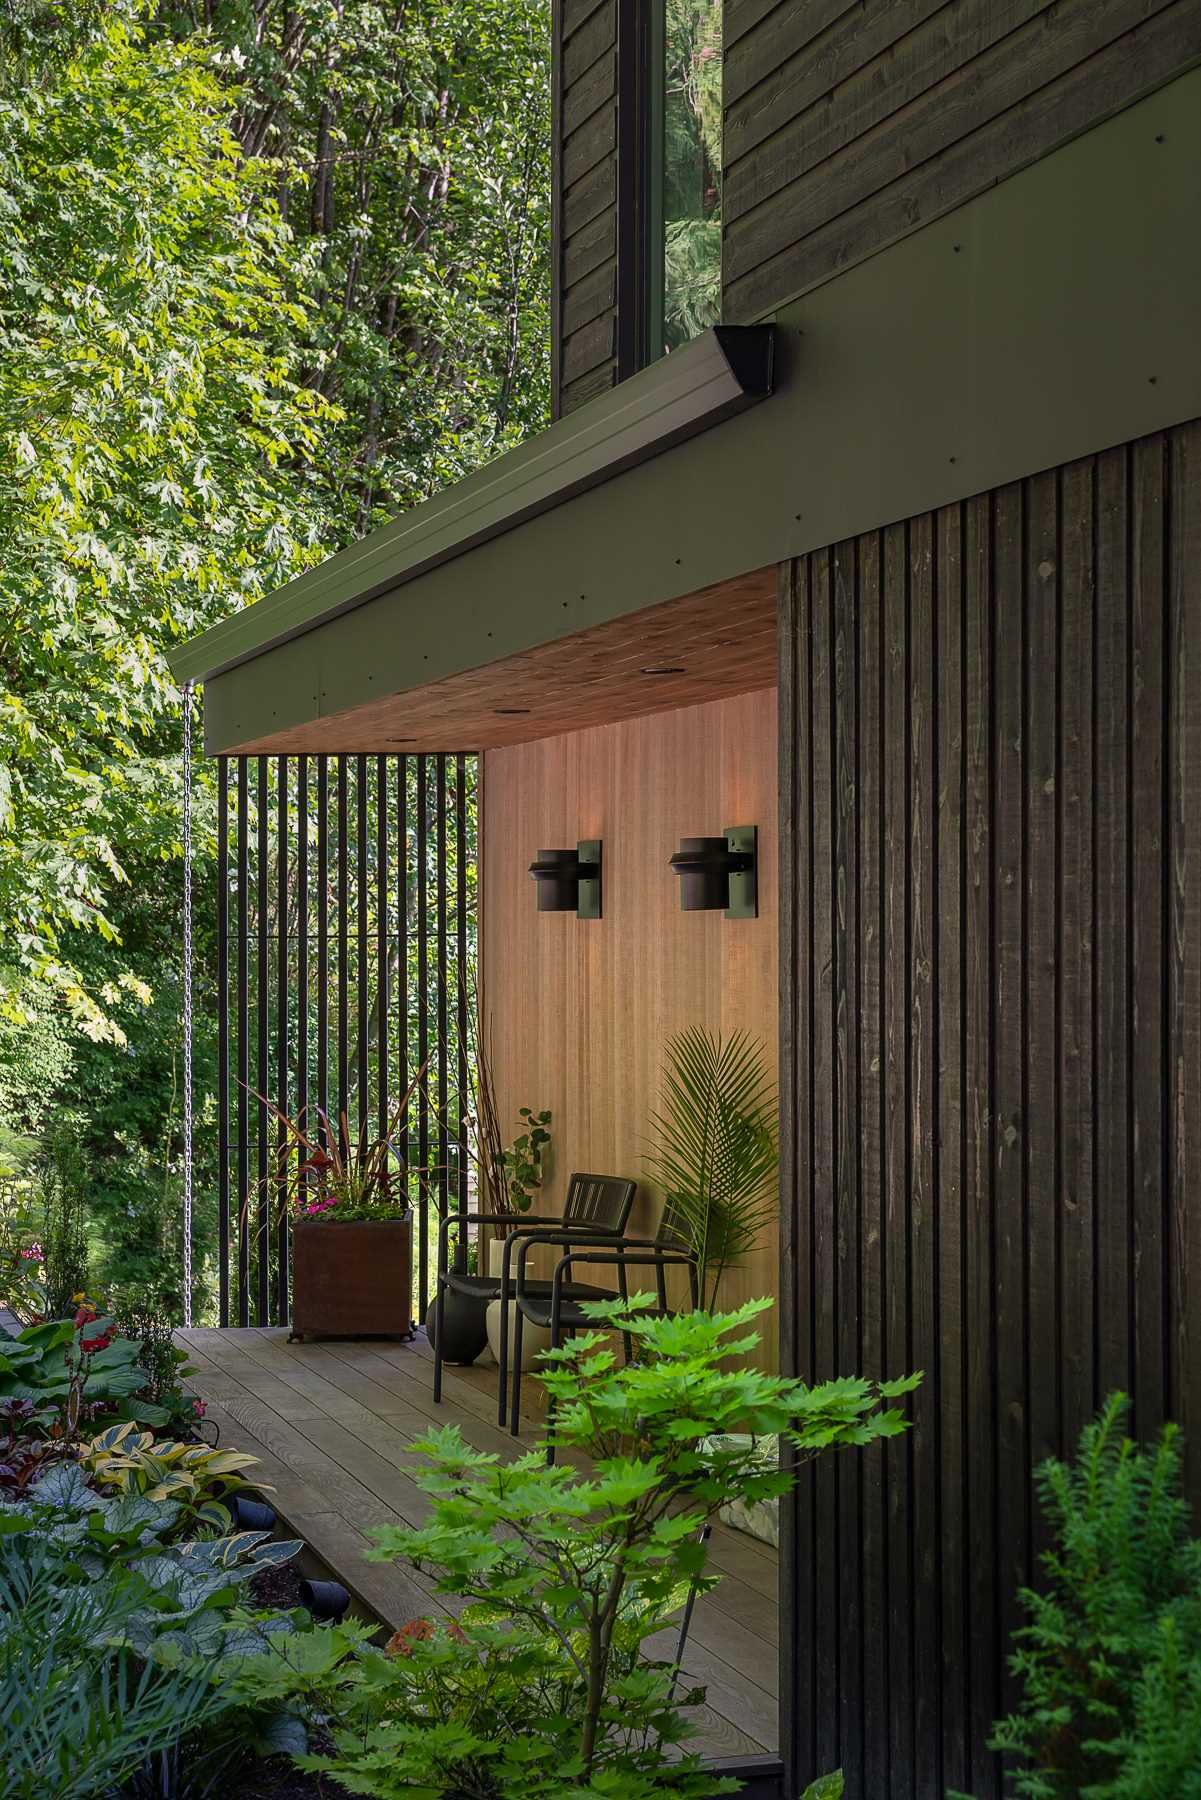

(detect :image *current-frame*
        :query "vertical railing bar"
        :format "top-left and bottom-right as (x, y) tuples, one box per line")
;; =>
(337, 755), (349, 1154)
(217, 758), (230, 1328)
(455, 754), (469, 1235)
(398, 756), (410, 1190)
(276, 756), (289, 1328)
(317, 756), (329, 1140)
(295, 754), (309, 1326)
(236, 759), (250, 1327)
(256, 757), (270, 1327)
(436, 757), (450, 1265)
(357, 754), (369, 1142)
(377, 756), (389, 1143)
(417, 756), (429, 1309)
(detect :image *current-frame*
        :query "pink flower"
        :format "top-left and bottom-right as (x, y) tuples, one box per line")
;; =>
(192, 1398), (207, 1418)
(20, 1243), (43, 1263)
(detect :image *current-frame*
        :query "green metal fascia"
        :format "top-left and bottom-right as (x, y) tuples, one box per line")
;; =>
(201, 70), (1201, 753)
(167, 325), (773, 686)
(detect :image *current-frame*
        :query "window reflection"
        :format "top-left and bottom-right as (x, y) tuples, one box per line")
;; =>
(662, 0), (722, 352)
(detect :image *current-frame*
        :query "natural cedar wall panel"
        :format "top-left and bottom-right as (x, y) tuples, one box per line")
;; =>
(778, 420), (1201, 1796)
(555, 0), (622, 414)
(722, 0), (1201, 322)
(481, 689), (779, 1362)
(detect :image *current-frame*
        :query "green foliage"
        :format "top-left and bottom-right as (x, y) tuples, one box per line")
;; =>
(505, 1104), (552, 1212)
(1, 1459), (304, 1656)
(644, 1029), (778, 1308)
(0, 1467), (315, 1798)
(0, 1314), (173, 1430)
(799, 1779), (844, 1800)
(0, 0), (340, 1042)
(81, 1420), (265, 1531)
(287, 1298), (918, 1798)
(35, 1128), (91, 1318)
(0, 1170), (44, 1318)
(110, 1291), (199, 1433)
(980, 1394), (1201, 1798)
(0, 1533), (225, 1800)
(0, 0), (533, 1318)
(662, 0), (721, 351)
(0, 970), (75, 1134)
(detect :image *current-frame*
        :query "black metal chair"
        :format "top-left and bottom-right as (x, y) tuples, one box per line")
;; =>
(432, 1172), (637, 1422)
(507, 1199), (698, 1454)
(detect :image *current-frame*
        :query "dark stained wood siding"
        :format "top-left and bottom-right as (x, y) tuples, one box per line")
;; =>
(555, 0), (624, 414)
(777, 419), (1201, 1796)
(724, 0), (1201, 323)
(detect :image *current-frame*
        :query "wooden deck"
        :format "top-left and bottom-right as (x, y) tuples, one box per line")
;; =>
(177, 1325), (779, 1761)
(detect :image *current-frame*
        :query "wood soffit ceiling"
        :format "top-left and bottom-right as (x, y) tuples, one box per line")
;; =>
(230, 566), (779, 754)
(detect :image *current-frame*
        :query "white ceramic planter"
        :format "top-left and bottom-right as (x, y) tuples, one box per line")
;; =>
(485, 1297), (553, 1371)
(703, 1433), (781, 1548)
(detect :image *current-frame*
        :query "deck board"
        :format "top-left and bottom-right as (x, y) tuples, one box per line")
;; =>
(177, 1326), (778, 1758)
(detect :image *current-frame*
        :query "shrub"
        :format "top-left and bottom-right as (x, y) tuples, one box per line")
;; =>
(80, 1421), (266, 1529)
(37, 1130), (90, 1319)
(0, 1533), (225, 1800)
(0, 1313), (169, 1432)
(288, 1297), (919, 1799)
(0, 1482), (315, 1798)
(109, 1291), (200, 1434)
(985, 1394), (1201, 1798)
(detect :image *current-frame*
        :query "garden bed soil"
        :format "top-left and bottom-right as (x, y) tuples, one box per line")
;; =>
(219, 1753), (352, 1800)
(217, 1559), (358, 1797)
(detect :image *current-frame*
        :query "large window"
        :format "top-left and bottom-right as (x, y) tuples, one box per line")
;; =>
(658, 0), (722, 353)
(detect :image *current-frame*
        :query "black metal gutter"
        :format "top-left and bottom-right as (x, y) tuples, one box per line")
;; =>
(167, 325), (774, 687)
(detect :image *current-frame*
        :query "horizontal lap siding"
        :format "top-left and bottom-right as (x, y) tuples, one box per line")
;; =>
(556, 0), (621, 414)
(723, 0), (1201, 323)
(778, 421), (1201, 1796)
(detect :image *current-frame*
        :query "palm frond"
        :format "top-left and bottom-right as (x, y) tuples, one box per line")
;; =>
(644, 1029), (778, 1308)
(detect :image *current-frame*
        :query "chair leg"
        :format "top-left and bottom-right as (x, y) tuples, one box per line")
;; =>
(433, 1279), (445, 1403)
(545, 1317), (560, 1467)
(496, 1279), (510, 1430)
(510, 1309), (524, 1436)
(617, 1261), (633, 1365)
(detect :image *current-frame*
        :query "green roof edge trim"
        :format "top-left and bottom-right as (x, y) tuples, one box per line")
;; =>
(167, 325), (775, 686)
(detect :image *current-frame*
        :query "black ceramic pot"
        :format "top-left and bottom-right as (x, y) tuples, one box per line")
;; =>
(425, 1290), (488, 1365)
(231, 1495), (277, 1533)
(299, 1578), (350, 1623)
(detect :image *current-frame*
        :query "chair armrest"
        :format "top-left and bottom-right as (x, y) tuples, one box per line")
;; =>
(553, 1249), (695, 1277)
(548, 1249), (695, 1332)
(438, 1210), (588, 1272)
(506, 1226), (628, 1299)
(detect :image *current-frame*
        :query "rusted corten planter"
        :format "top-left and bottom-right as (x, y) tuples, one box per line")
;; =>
(289, 1217), (413, 1341)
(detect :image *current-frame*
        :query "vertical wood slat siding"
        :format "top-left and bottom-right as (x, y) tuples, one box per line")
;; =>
(214, 753), (476, 1326)
(722, 0), (1201, 324)
(777, 420), (1201, 1797)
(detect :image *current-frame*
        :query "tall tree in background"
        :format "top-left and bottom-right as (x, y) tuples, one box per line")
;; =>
(160, 0), (551, 531)
(0, 0), (550, 1304)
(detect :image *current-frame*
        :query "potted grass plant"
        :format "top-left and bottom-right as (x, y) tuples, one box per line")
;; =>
(644, 1026), (778, 1312)
(256, 1073), (422, 1340)
(645, 1027), (781, 1543)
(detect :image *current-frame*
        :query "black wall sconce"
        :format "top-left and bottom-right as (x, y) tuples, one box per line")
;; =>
(528, 840), (602, 918)
(670, 826), (757, 918)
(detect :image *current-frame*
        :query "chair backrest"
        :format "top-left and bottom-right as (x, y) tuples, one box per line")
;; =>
(562, 1173), (637, 1234)
(654, 1196), (696, 1257)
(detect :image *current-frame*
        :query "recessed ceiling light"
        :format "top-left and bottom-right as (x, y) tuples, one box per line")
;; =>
(494, 707), (532, 715)
(641, 665), (687, 675)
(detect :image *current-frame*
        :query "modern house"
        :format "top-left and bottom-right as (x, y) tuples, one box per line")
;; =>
(169, 3), (1201, 1794)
